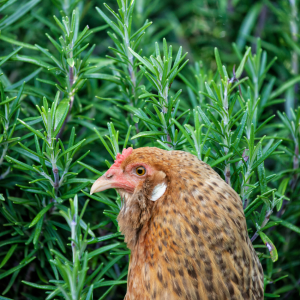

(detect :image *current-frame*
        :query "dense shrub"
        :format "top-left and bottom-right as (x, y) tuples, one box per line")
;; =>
(0, 0), (299, 299)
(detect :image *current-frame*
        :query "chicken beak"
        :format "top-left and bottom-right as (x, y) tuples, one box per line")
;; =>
(90, 175), (119, 195)
(90, 168), (135, 195)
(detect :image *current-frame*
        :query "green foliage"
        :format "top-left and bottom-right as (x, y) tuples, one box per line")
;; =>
(0, 0), (300, 299)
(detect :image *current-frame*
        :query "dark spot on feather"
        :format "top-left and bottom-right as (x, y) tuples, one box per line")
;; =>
(207, 294), (216, 300)
(214, 200), (219, 206)
(173, 281), (182, 296)
(215, 252), (223, 262)
(206, 274), (213, 284)
(211, 207), (217, 215)
(184, 259), (189, 268)
(205, 265), (212, 274)
(208, 185), (214, 191)
(164, 254), (170, 263)
(195, 291), (201, 300)
(232, 273), (239, 284)
(218, 236), (224, 245)
(204, 281), (213, 292)
(168, 268), (175, 277)
(204, 212), (211, 218)
(212, 182), (218, 186)
(157, 271), (163, 282)
(158, 244), (162, 252)
(178, 269), (184, 276)
(218, 193), (226, 200)
(162, 240), (167, 247)
(176, 226), (182, 238)
(234, 255), (239, 264)
(245, 257), (250, 267)
(233, 203), (240, 210)
(259, 264), (263, 273)
(184, 197), (188, 203)
(198, 195), (204, 201)
(220, 264), (226, 274)
(185, 247), (190, 255)
(191, 224), (199, 235)
(242, 250), (246, 261)
(186, 293), (192, 300)
(226, 282), (235, 296)
(188, 265), (197, 279)
(171, 245), (180, 255)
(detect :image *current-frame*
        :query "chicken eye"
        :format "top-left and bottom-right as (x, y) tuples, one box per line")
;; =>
(135, 166), (146, 176)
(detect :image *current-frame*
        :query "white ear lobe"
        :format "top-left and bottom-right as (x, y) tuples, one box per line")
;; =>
(150, 182), (167, 201)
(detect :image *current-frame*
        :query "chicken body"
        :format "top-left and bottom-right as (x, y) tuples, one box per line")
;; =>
(91, 147), (264, 300)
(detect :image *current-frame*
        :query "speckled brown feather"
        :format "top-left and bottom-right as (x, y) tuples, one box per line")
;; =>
(117, 147), (264, 300)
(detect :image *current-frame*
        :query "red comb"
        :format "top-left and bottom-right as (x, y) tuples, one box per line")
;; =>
(110, 147), (133, 169)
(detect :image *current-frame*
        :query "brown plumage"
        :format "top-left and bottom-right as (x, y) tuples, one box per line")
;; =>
(90, 147), (264, 300)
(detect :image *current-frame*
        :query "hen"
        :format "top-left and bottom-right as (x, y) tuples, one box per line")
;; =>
(90, 147), (264, 300)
